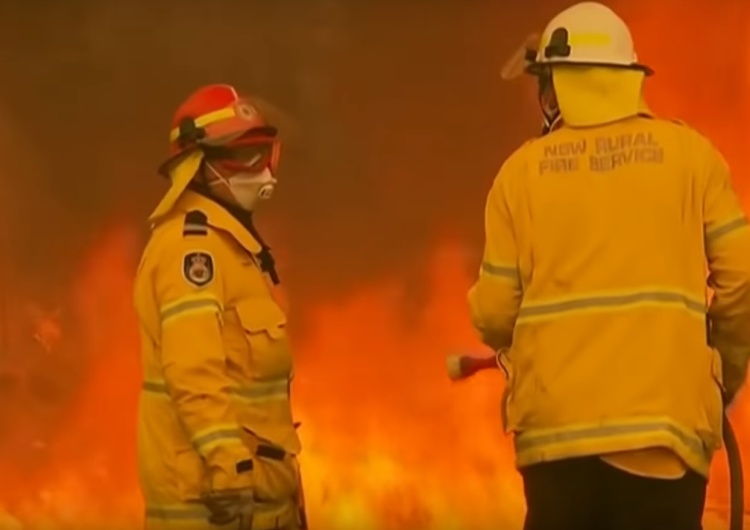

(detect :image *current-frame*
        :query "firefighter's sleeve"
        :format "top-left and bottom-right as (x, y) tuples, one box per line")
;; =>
(155, 224), (253, 491)
(468, 169), (523, 350)
(703, 144), (750, 401)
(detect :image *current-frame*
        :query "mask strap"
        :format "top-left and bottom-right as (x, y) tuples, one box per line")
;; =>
(205, 162), (231, 189)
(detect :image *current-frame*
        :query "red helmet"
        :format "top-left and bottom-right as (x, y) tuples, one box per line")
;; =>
(150, 84), (282, 221)
(158, 84), (281, 176)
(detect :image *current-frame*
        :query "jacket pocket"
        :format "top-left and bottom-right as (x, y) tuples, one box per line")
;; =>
(234, 298), (291, 377)
(240, 428), (299, 513)
(252, 453), (300, 529)
(253, 445), (299, 503)
(235, 298), (287, 339)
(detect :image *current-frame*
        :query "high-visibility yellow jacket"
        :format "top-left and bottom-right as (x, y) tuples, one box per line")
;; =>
(468, 115), (750, 477)
(133, 190), (301, 529)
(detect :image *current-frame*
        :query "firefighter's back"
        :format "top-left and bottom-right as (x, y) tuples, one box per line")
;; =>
(505, 116), (724, 475)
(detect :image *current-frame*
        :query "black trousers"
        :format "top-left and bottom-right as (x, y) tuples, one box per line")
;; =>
(521, 456), (708, 530)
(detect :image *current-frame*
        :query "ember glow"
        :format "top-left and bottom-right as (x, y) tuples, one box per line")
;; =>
(0, 226), (746, 529)
(0, 2), (749, 529)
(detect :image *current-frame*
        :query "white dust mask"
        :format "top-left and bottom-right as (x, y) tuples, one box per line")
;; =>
(206, 163), (277, 211)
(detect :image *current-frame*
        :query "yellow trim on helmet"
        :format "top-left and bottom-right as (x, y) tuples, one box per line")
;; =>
(567, 33), (612, 47)
(168, 107), (238, 143)
(540, 32), (613, 53)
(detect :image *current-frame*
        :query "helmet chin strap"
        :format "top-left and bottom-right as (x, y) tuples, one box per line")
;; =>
(204, 161), (233, 192)
(538, 68), (561, 135)
(541, 107), (561, 135)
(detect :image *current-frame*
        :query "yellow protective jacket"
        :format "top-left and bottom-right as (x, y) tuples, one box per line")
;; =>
(134, 190), (301, 529)
(468, 115), (750, 477)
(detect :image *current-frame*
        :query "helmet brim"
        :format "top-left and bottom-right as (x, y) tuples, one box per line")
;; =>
(158, 125), (279, 177)
(526, 61), (654, 77)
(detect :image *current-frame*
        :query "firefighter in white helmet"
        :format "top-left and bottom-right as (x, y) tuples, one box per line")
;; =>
(468, 3), (750, 529)
(133, 84), (304, 530)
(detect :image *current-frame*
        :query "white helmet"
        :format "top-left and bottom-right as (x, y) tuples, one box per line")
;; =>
(528, 2), (652, 75)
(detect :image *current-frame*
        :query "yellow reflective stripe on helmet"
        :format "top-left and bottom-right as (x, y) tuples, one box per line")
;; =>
(706, 216), (749, 244)
(567, 33), (612, 47)
(160, 296), (223, 325)
(480, 262), (520, 283)
(142, 378), (290, 402)
(191, 424), (244, 455)
(168, 107), (238, 142)
(517, 289), (705, 324)
(541, 32), (613, 51)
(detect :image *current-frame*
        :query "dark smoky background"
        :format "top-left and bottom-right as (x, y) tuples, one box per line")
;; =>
(0, 0), (562, 316)
(0, 0), (571, 484)
(0, 0), (745, 323)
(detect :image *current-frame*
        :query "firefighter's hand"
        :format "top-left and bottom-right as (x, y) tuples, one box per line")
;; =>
(202, 487), (254, 526)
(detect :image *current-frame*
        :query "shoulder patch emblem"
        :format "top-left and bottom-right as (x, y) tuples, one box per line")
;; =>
(182, 251), (214, 287)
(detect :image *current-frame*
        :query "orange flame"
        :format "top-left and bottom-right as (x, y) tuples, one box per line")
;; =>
(1, 3), (750, 528)
(0, 224), (744, 529)
(25, 304), (62, 354)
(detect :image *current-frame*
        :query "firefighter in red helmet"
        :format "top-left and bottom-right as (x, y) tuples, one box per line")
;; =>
(133, 84), (304, 530)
